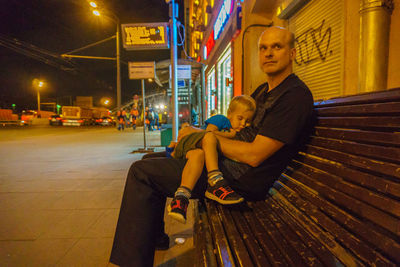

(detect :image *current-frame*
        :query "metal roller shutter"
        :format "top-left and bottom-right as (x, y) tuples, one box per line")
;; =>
(289, 0), (344, 100)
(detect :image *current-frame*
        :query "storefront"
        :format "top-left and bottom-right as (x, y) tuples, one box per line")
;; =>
(201, 0), (240, 116)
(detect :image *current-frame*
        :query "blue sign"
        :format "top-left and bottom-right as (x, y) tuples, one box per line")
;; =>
(213, 0), (234, 40)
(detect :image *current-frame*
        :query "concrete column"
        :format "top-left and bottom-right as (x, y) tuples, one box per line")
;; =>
(359, 0), (394, 92)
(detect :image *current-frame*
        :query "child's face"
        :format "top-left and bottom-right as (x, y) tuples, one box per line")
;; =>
(227, 104), (254, 132)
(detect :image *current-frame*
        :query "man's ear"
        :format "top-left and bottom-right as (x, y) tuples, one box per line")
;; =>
(290, 48), (296, 60)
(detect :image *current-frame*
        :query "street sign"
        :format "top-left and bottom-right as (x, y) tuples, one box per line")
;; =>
(169, 65), (192, 79)
(129, 62), (155, 80)
(122, 23), (169, 50)
(178, 65), (192, 79)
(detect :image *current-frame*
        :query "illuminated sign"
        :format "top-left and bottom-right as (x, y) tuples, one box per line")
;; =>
(204, 31), (215, 60)
(213, 0), (234, 40)
(122, 23), (169, 50)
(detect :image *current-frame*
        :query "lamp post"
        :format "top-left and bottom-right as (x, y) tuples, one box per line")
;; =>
(33, 79), (44, 117)
(91, 3), (121, 109)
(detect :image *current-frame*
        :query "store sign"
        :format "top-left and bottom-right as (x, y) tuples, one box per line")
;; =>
(128, 61), (155, 79)
(204, 31), (215, 60)
(122, 23), (169, 50)
(213, 0), (234, 40)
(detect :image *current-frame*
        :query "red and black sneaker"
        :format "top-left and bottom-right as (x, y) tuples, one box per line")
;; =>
(167, 195), (189, 224)
(205, 178), (244, 205)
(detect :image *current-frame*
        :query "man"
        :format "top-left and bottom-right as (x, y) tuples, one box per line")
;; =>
(110, 26), (314, 266)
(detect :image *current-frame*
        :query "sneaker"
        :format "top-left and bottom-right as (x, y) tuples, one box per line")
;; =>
(167, 195), (189, 224)
(155, 233), (169, 250)
(205, 179), (244, 205)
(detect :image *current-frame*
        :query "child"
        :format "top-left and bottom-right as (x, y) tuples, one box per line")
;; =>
(167, 95), (256, 223)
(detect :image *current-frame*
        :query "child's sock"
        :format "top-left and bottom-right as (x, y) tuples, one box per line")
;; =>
(207, 169), (224, 185)
(175, 186), (192, 199)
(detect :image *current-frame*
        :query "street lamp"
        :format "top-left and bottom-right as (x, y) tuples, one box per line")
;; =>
(89, 2), (121, 109)
(101, 97), (111, 107)
(33, 78), (44, 117)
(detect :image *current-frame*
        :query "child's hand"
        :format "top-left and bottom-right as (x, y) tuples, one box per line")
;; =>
(168, 141), (177, 148)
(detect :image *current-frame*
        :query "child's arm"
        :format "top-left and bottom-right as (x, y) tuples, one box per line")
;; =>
(205, 124), (236, 139)
(213, 129), (236, 138)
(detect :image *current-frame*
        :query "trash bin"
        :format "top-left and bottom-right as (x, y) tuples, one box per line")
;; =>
(160, 126), (172, 147)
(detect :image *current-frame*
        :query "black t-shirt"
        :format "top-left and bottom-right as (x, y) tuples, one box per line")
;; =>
(220, 74), (314, 198)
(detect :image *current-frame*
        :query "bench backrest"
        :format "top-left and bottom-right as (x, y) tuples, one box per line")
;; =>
(273, 87), (400, 265)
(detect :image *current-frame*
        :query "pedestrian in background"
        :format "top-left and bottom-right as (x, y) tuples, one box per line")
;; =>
(117, 109), (125, 131)
(130, 106), (139, 130)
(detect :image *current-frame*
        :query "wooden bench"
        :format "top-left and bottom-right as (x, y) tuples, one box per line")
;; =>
(194, 88), (400, 266)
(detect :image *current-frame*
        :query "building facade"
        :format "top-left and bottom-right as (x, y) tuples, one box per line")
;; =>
(185, 0), (400, 117)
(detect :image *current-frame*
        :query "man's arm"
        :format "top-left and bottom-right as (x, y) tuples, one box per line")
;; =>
(215, 134), (284, 167)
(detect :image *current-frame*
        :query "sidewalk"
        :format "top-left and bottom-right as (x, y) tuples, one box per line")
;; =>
(0, 126), (195, 266)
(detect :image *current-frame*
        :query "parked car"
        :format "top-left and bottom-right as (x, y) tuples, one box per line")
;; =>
(95, 116), (115, 126)
(49, 114), (63, 126)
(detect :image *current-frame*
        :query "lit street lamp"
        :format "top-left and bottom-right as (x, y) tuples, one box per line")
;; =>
(89, 2), (121, 109)
(101, 97), (111, 107)
(33, 78), (44, 117)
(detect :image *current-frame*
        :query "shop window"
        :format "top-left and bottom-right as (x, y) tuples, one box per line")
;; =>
(207, 68), (216, 117)
(217, 45), (232, 115)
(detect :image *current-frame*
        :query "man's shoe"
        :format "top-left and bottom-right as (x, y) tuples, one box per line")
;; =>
(205, 178), (244, 205)
(167, 195), (189, 224)
(155, 233), (169, 250)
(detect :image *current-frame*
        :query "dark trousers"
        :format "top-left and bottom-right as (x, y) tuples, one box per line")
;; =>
(109, 155), (207, 267)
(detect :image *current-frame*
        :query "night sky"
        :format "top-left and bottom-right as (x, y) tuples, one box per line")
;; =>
(0, 0), (181, 110)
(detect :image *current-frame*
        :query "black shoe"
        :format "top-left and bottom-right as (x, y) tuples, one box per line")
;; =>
(155, 233), (169, 250)
(205, 178), (244, 205)
(167, 195), (189, 224)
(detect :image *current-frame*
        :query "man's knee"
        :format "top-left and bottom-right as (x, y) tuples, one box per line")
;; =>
(127, 159), (152, 185)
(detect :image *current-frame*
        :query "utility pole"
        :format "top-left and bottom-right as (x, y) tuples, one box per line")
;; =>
(116, 23), (121, 109)
(169, 0), (179, 142)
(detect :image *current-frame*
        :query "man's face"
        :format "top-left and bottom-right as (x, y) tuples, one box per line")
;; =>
(258, 28), (296, 76)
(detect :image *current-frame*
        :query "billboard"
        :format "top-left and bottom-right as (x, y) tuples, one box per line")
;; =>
(121, 22), (169, 50)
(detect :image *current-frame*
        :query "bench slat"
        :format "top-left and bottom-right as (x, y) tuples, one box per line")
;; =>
(217, 205), (254, 267)
(269, 188), (362, 266)
(273, 179), (396, 266)
(290, 159), (400, 218)
(256, 201), (325, 267)
(242, 207), (288, 266)
(316, 116), (400, 130)
(314, 127), (400, 147)
(229, 207), (271, 267)
(285, 165), (400, 236)
(250, 200), (306, 266)
(295, 153), (400, 198)
(304, 145), (400, 180)
(194, 202), (218, 267)
(309, 136), (400, 164)
(264, 196), (349, 267)
(206, 201), (237, 266)
(278, 174), (400, 263)
(314, 87), (400, 107)
(315, 102), (400, 116)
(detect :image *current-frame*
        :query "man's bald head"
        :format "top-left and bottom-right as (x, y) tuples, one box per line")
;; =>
(259, 26), (295, 48)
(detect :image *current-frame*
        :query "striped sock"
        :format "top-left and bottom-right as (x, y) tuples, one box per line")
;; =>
(207, 170), (223, 185)
(175, 186), (192, 199)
